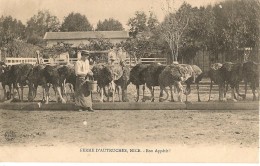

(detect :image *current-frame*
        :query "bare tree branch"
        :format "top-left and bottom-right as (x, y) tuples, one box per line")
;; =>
(160, 0), (190, 62)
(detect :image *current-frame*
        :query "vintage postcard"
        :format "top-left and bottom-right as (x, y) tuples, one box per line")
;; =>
(0, 0), (259, 163)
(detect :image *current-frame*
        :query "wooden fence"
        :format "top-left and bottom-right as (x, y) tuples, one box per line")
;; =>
(4, 57), (168, 66)
(125, 58), (167, 66)
(5, 58), (38, 65)
(5, 57), (71, 65)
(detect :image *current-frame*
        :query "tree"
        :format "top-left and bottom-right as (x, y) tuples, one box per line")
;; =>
(160, 1), (191, 62)
(0, 16), (25, 47)
(4, 39), (42, 58)
(147, 11), (159, 32)
(178, 6), (215, 63)
(25, 10), (60, 45)
(146, 11), (163, 51)
(42, 42), (73, 58)
(124, 11), (162, 59)
(86, 38), (113, 51)
(212, 0), (260, 61)
(120, 26), (160, 60)
(127, 11), (148, 38)
(61, 12), (93, 31)
(96, 18), (124, 31)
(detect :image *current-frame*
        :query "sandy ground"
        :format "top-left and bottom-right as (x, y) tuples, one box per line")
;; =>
(0, 109), (258, 147)
(0, 110), (259, 147)
(0, 108), (259, 162)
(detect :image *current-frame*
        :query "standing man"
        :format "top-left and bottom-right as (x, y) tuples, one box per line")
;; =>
(75, 50), (94, 112)
(108, 47), (118, 65)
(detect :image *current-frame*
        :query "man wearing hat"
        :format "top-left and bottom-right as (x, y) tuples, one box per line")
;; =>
(108, 47), (118, 65)
(74, 50), (94, 112)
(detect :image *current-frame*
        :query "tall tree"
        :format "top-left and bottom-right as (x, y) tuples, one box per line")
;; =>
(160, 1), (191, 62)
(123, 11), (162, 58)
(127, 11), (148, 38)
(179, 6), (215, 63)
(147, 11), (159, 32)
(0, 16), (25, 46)
(212, 0), (260, 61)
(146, 11), (162, 50)
(173, 0), (260, 63)
(96, 18), (124, 31)
(61, 12), (93, 31)
(25, 10), (60, 45)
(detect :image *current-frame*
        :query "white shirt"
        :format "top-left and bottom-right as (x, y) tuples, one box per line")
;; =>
(108, 50), (117, 61)
(75, 59), (90, 76)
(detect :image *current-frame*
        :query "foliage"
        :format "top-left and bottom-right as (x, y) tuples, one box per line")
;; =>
(147, 11), (160, 32)
(42, 42), (74, 58)
(41, 38), (114, 59)
(86, 38), (114, 51)
(127, 11), (148, 38)
(124, 11), (161, 58)
(160, 1), (191, 62)
(25, 10), (60, 46)
(96, 18), (124, 31)
(179, 6), (215, 62)
(2, 39), (42, 57)
(1, 0), (259, 63)
(0, 16), (26, 47)
(120, 38), (152, 59)
(159, 0), (260, 63)
(61, 12), (93, 31)
(211, 0), (260, 60)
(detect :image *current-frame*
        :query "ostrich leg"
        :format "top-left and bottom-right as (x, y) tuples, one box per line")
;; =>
(152, 86), (155, 102)
(252, 85), (256, 101)
(142, 85), (146, 102)
(21, 86), (24, 102)
(147, 85), (154, 102)
(197, 83), (201, 102)
(135, 85), (140, 102)
(176, 82), (183, 102)
(170, 85), (174, 102)
(208, 80), (213, 101)
(56, 86), (66, 103)
(44, 85), (50, 104)
(159, 86), (169, 102)
(244, 80), (248, 99)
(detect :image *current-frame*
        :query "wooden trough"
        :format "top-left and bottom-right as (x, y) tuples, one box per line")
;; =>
(0, 101), (258, 111)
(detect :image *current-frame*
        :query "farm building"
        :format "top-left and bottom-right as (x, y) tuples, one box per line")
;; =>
(43, 31), (129, 47)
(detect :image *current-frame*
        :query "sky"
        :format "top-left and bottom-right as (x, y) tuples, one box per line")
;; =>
(0, 0), (222, 29)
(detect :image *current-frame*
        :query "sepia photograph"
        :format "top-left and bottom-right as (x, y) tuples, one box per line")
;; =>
(0, 0), (259, 163)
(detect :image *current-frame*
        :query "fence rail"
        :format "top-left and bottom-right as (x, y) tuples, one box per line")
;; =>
(5, 58), (38, 65)
(4, 57), (167, 66)
(125, 58), (167, 66)
(69, 58), (78, 63)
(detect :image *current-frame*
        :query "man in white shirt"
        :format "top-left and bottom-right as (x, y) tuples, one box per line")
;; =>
(108, 47), (118, 65)
(74, 50), (94, 112)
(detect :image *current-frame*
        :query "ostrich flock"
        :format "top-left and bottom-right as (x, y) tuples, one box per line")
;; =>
(0, 60), (259, 104)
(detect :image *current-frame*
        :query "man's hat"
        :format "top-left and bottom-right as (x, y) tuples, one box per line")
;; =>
(81, 50), (90, 56)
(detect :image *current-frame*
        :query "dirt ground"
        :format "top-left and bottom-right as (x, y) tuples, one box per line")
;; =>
(0, 108), (258, 147)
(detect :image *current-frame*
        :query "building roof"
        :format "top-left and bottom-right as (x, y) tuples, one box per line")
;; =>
(44, 31), (129, 40)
